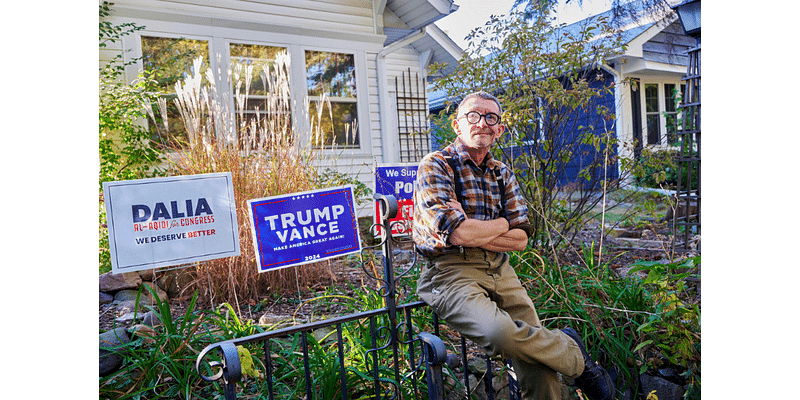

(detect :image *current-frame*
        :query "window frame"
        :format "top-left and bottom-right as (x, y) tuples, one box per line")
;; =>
(664, 83), (686, 145)
(226, 41), (293, 150)
(123, 30), (372, 156)
(132, 33), (215, 147)
(639, 80), (686, 149)
(303, 48), (362, 150)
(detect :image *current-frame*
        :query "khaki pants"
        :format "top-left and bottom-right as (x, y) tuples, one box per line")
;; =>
(417, 248), (585, 400)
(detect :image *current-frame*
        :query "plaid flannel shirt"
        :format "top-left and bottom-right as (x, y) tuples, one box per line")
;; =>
(412, 138), (532, 259)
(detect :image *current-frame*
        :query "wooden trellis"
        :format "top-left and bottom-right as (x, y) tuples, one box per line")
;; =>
(673, 43), (701, 252)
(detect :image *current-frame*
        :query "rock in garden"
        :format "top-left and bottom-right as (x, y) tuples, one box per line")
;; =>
(259, 313), (290, 326)
(312, 326), (336, 343)
(640, 373), (685, 400)
(115, 313), (137, 323)
(100, 292), (114, 305)
(492, 373), (510, 399)
(445, 353), (461, 369)
(607, 227), (629, 238)
(142, 310), (163, 327)
(618, 386), (636, 400)
(467, 357), (488, 375)
(100, 327), (130, 376)
(467, 374), (486, 400)
(156, 270), (194, 298)
(141, 282), (168, 303)
(115, 300), (146, 323)
(116, 300), (138, 314)
(99, 272), (142, 293)
(138, 268), (156, 281)
(129, 324), (158, 344)
(657, 367), (683, 383)
(114, 290), (154, 307)
(156, 272), (177, 297)
(99, 271), (142, 292)
(611, 266), (648, 280)
(617, 229), (642, 239)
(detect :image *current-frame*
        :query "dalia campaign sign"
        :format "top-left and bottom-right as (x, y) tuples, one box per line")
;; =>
(375, 163), (417, 236)
(248, 185), (362, 272)
(103, 173), (240, 274)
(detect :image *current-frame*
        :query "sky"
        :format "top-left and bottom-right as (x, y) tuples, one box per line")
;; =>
(435, 0), (618, 50)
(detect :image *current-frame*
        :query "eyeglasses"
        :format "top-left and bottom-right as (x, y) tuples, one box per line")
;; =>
(458, 111), (501, 126)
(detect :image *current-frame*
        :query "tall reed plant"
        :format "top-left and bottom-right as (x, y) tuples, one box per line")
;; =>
(148, 54), (346, 307)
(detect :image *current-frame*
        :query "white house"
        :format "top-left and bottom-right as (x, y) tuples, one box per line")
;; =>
(101, 0), (463, 217)
(599, 0), (697, 164)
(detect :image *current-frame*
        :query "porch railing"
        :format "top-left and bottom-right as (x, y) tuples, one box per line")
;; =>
(195, 194), (521, 399)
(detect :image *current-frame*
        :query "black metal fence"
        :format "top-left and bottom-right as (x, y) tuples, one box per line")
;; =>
(195, 194), (521, 400)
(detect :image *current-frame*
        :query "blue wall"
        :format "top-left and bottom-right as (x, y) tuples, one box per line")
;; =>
(553, 70), (619, 188)
(428, 69), (619, 188)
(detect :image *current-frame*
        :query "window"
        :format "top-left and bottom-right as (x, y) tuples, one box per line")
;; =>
(305, 50), (359, 148)
(138, 37), (365, 151)
(141, 36), (209, 145)
(229, 43), (291, 149)
(645, 84), (661, 146)
(664, 83), (686, 144)
(642, 82), (686, 147)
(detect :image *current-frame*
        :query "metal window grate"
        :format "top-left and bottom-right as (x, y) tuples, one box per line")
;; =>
(396, 68), (431, 162)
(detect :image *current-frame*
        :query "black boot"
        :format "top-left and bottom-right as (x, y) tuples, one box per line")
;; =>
(562, 328), (616, 400)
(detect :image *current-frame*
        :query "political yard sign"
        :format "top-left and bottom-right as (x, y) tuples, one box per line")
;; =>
(375, 163), (417, 236)
(103, 173), (240, 274)
(247, 185), (362, 273)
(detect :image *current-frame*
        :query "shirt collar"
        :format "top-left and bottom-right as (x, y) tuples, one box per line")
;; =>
(452, 137), (501, 171)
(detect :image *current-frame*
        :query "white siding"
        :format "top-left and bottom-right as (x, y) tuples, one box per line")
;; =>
(110, 0), (376, 36)
(386, 47), (429, 159)
(366, 52), (384, 162)
(386, 47), (422, 77)
(99, 38), (123, 77)
(102, 0), (434, 218)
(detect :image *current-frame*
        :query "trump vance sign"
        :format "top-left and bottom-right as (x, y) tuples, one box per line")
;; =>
(247, 185), (362, 272)
(103, 172), (241, 274)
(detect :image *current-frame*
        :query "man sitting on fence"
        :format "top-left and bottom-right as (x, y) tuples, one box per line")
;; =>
(412, 90), (615, 400)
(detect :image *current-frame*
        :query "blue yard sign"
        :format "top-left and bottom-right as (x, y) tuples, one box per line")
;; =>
(375, 163), (418, 236)
(247, 185), (362, 273)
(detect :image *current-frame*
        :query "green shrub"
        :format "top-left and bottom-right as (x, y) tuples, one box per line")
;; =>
(634, 148), (698, 191)
(99, 2), (165, 273)
(510, 245), (700, 398)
